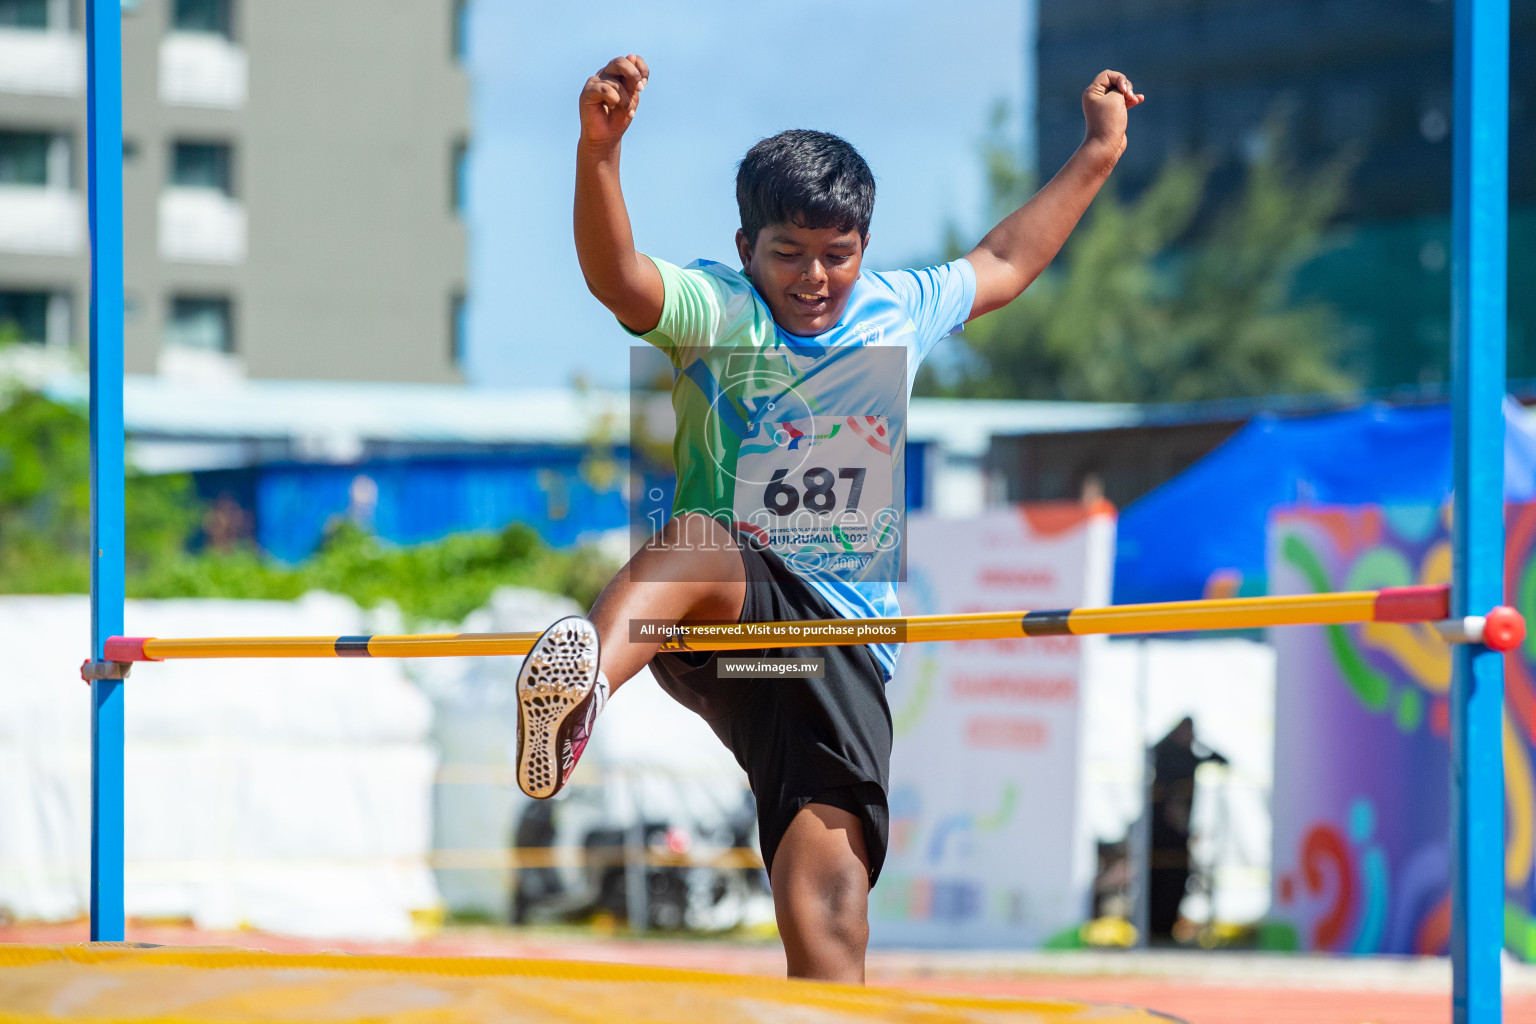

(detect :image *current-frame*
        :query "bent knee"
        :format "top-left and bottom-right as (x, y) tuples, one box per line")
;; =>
(795, 860), (870, 945)
(822, 870), (871, 945)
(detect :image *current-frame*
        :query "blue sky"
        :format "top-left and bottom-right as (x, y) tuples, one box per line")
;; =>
(462, 0), (1032, 389)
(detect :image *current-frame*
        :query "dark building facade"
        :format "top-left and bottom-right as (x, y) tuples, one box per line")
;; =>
(1035, 0), (1535, 388)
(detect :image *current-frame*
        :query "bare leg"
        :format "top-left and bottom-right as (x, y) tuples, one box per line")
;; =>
(588, 518), (872, 980)
(770, 803), (871, 984)
(588, 513), (747, 693)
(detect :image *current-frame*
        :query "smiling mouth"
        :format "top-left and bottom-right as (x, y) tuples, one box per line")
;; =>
(791, 292), (828, 308)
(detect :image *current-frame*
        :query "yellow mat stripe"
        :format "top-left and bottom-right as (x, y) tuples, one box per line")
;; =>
(0, 944), (1172, 1023)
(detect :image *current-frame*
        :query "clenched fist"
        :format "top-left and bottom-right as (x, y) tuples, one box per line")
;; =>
(1082, 70), (1144, 156)
(580, 54), (650, 146)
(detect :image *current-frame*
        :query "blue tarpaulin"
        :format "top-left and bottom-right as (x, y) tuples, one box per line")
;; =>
(1113, 398), (1536, 604)
(192, 440), (922, 565)
(196, 450), (630, 564)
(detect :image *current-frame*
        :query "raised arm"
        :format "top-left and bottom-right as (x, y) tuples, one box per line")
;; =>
(574, 54), (665, 334)
(964, 70), (1144, 320)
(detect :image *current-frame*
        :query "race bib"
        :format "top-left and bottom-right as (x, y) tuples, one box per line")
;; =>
(732, 415), (898, 581)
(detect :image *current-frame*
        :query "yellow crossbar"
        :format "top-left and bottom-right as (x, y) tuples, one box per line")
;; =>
(105, 586), (1448, 662)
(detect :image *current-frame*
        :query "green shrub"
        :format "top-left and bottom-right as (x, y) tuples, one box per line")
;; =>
(131, 522), (617, 625)
(0, 360), (618, 620)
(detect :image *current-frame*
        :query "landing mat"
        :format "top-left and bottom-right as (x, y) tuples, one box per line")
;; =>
(0, 944), (1176, 1022)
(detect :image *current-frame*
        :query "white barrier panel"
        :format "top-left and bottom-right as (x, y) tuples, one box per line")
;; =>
(0, 594), (436, 939)
(871, 504), (1114, 947)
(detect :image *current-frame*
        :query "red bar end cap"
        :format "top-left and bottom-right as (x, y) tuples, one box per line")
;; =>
(104, 636), (158, 662)
(1374, 584), (1452, 623)
(1483, 606), (1526, 653)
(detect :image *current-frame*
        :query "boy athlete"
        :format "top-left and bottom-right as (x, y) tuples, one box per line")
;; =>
(513, 54), (1142, 983)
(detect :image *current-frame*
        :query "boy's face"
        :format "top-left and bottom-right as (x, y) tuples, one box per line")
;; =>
(736, 222), (867, 337)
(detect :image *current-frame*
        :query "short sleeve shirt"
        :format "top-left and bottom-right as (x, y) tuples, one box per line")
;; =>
(636, 255), (976, 677)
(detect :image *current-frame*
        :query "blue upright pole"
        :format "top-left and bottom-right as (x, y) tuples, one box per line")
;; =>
(1450, 0), (1508, 1019)
(85, 0), (126, 943)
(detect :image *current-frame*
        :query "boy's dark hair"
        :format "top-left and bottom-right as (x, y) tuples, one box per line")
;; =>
(736, 130), (875, 245)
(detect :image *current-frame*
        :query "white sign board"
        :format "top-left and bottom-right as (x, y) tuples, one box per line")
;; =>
(870, 504), (1115, 947)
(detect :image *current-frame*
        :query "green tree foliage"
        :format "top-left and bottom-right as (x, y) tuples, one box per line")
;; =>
(0, 386), (92, 591)
(919, 106), (1357, 402)
(0, 384), (198, 593)
(0, 345), (617, 620)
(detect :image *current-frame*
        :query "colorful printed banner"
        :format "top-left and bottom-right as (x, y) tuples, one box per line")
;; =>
(870, 504), (1115, 947)
(1268, 503), (1536, 959)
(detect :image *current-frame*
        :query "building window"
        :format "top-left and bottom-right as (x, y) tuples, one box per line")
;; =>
(0, 0), (48, 28)
(0, 130), (69, 187)
(451, 138), (468, 214)
(0, 0), (68, 30)
(166, 295), (233, 352)
(451, 0), (468, 62)
(0, 130), (51, 185)
(170, 140), (233, 195)
(172, 0), (232, 38)
(450, 292), (466, 365)
(0, 288), (69, 346)
(0, 289), (46, 343)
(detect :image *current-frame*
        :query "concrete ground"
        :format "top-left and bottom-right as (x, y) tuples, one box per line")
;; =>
(4, 921), (1535, 1023)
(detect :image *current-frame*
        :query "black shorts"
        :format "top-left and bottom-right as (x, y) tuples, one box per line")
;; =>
(647, 530), (892, 887)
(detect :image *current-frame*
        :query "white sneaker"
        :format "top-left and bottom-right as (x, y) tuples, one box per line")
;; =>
(515, 616), (605, 799)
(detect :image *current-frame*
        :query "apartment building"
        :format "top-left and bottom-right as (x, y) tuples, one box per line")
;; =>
(0, 0), (469, 382)
(1034, 0), (1534, 387)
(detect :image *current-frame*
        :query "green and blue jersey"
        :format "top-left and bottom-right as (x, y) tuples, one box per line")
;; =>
(634, 254), (976, 677)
